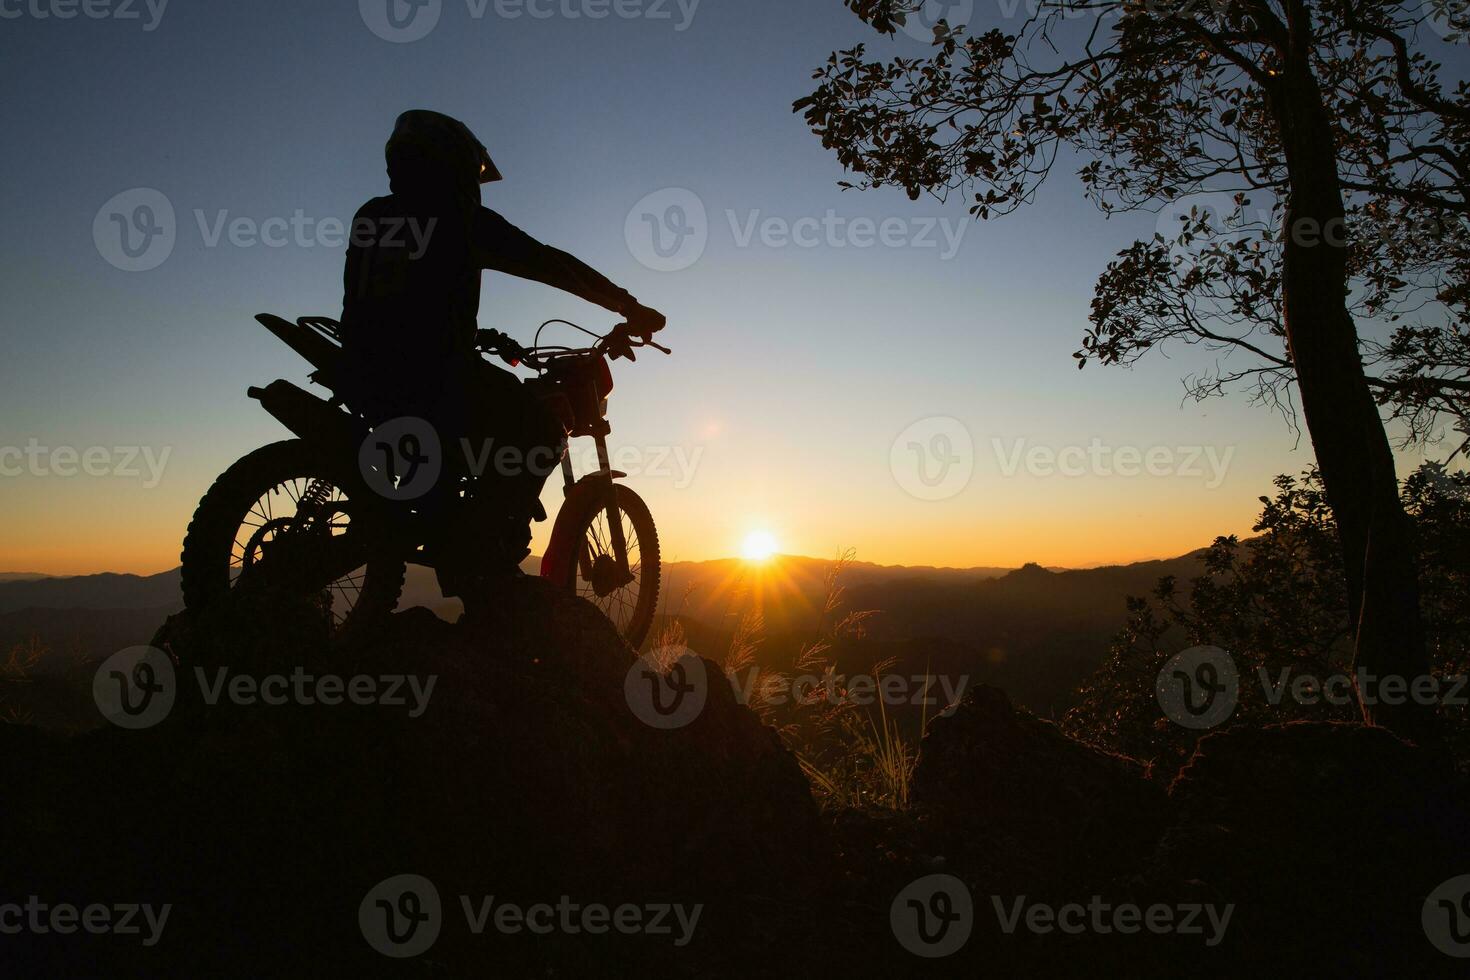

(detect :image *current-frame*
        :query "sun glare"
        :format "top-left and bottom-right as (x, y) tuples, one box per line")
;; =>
(741, 530), (778, 562)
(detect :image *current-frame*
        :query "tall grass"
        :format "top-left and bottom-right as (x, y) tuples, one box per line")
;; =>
(0, 636), (43, 726)
(642, 549), (931, 811)
(774, 551), (921, 811)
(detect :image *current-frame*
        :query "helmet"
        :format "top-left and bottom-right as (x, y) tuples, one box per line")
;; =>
(385, 110), (501, 202)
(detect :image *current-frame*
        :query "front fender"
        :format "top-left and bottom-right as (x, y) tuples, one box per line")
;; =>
(540, 475), (620, 586)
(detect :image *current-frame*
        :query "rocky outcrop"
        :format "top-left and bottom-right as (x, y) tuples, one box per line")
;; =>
(1, 579), (828, 977)
(1143, 721), (1470, 975)
(912, 685), (1170, 892)
(5, 611), (1468, 977)
(902, 688), (1469, 976)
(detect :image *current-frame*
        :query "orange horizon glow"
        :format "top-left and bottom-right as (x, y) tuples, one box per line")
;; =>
(2, 459), (1270, 579)
(2, 535), (1244, 579)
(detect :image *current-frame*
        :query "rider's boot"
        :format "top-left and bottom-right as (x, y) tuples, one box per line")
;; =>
(456, 502), (535, 622)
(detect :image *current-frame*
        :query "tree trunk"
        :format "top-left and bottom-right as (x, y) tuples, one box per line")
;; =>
(1272, 17), (1430, 739)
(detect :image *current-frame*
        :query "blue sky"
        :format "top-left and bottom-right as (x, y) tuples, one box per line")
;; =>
(1, 0), (1461, 574)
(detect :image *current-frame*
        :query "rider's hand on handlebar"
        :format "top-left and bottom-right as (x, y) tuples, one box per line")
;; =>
(603, 323), (639, 362)
(621, 302), (666, 340)
(475, 328), (528, 366)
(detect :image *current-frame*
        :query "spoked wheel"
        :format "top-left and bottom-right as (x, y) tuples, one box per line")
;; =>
(181, 440), (405, 636)
(549, 483), (660, 649)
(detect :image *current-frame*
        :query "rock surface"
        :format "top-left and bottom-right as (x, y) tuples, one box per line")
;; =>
(1, 580), (828, 977)
(4, 608), (1468, 977)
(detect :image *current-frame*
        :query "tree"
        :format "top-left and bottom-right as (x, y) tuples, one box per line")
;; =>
(796, 0), (1470, 735)
(1060, 465), (1470, 769)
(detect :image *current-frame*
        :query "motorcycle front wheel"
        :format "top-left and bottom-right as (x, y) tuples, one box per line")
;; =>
(180, 439), (406, 636)
(545, 482), (661, 650)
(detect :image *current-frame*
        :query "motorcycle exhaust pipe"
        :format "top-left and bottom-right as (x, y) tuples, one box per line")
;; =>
(249, 379), (365, 451)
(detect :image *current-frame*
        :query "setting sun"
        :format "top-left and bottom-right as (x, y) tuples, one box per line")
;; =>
(741, 530), (779, 562)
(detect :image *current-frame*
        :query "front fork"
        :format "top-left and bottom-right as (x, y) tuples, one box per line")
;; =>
(564, 430), (632, 583)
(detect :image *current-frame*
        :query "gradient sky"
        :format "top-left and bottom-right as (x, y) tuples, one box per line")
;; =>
(1, 0), (1462, 576)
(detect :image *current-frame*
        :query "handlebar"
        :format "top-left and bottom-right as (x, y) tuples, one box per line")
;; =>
(475, 320), (670, 370)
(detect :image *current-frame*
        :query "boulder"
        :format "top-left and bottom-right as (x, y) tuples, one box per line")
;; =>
(912, 685), (1170, 893)
(1, 579), (828, 977)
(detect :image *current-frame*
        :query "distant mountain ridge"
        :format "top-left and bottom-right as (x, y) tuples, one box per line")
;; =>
(0, 570), (182, 615)
(0, 556), (1033, 618)
(0, 551), (1218, 715)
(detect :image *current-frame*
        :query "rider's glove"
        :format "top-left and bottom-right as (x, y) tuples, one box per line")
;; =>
(604, 324), (638, 362)
(621, 301), (666, 340)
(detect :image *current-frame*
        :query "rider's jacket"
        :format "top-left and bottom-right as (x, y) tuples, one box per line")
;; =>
(342, 198), (634, 379)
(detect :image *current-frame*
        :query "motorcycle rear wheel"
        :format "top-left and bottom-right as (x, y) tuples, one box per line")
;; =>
(180, 439), (406, 636)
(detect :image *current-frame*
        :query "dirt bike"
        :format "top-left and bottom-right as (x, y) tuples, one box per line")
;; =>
(179, 313), (668, 648)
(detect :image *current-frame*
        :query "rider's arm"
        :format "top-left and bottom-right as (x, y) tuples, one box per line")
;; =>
(473, 208), (640, 316)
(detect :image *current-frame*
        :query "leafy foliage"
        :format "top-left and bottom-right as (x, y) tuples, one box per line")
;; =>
(797, 1), (1470, 450)
(1062, 464), (1470, 770)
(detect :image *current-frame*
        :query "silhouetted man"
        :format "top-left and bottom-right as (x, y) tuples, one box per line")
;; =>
(341, 109), (664, 602)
